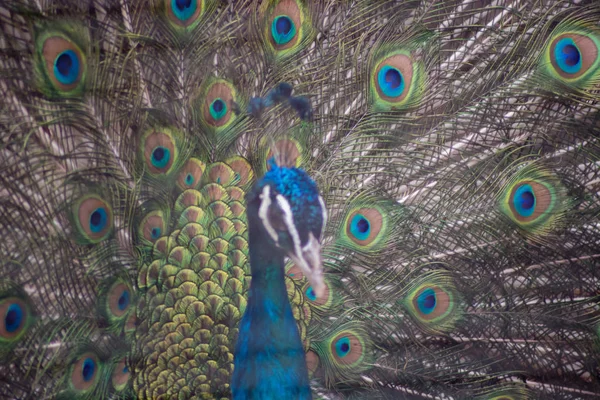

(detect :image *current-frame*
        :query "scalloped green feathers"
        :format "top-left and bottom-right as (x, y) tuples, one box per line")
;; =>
(498, 167), (569, 238)
(261, 0), (312, 58)
(540, 22), (600, 88)
(400, 270), (462, 335)
(369, 48), (426, 111)
(33, 21), (89, 98)
(177, 158), (206, 190)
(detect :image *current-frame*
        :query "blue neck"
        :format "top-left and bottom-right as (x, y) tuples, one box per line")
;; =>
(232, 224), (311, 399)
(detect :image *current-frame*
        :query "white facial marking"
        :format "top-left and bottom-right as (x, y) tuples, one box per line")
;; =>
(259, 186), (278, 242)
(318, 195), (327, 240)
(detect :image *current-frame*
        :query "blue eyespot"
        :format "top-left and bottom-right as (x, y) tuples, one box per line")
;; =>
(306, 287), (317, 301)
(82, 357), (96, 382)
(350, 214), (370, 241)
(185, 173), (194, 186)
(5, 303), (24, 333)
(171, 0), (197, 21)
(209, 98), (227, 120)
(513, 184), (536, 218)
(123, 365), (129, 374)
(417, 288), (437, 315)
(89, 207), (108, 233)
(151, 227), (162, 240)
(117, 290), (130, 311)
(377, 65), (404, 98)
(271, 15), (296, 45)
(554, 37), (582, 75)
(54, 49), (80, 85)
(334, 336), (351, 358)
(151, 146), (171, 169)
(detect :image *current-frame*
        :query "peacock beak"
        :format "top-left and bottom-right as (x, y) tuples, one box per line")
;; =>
(287, 232), (325, 298)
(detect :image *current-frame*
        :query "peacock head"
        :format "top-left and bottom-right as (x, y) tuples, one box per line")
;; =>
(247, 159), (327, 297)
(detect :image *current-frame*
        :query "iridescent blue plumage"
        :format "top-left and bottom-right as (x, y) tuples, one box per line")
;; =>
(232, 164), (325, 400)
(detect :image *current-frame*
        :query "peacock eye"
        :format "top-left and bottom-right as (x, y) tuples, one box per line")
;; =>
(209, 98), (228, 121)
(271, 15), (297, 45)
(165, 0), (203, 28)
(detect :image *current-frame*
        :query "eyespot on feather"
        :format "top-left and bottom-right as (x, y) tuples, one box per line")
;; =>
(402, 272), (461, 335)
(305, 350), (319, 375)
(286, 263), (305, 280)
(266, 138), (302, 170)
(140, 211), (167, 243)
(0, 298), (30, 341)
(74, 195), (113, 243)
(177, 158), (206, 190)
(370, 49), (424, 111)
(143, 131), (176, 175)
(267, 0), (303, 51)
(34, 24), (88, 97)
(70, 352), (100, 391)
(201, 81), (237, 128)
(302, 280), (332, 308)
(546, 30), (600, 82)
(498, 169), (568, 238)
(111, 358), (130, 391)
(165, 0), (204, 28)
(43, 37), (84, 91)
(411, 285), (452, 321)
(226, 156), (254, 186)
(329, 331), (365, 366)
(107, 282), (132, 318)
(344, 207), (384, 248)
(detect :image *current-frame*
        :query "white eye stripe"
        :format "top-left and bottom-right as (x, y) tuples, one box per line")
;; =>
(275, 194), (302, 257)
(318, 195), (327, 240)
(259, 186), (278, 242)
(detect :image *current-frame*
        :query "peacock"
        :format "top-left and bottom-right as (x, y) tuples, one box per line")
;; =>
(1, 0), (600, 398)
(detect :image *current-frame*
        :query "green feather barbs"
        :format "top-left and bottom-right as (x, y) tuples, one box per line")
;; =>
(543, 23), (600, 86)
(34, 22), (88, 98)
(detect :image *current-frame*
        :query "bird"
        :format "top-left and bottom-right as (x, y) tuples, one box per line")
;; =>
(0, 0), (599, 399)
(231, 161), (326, 399)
